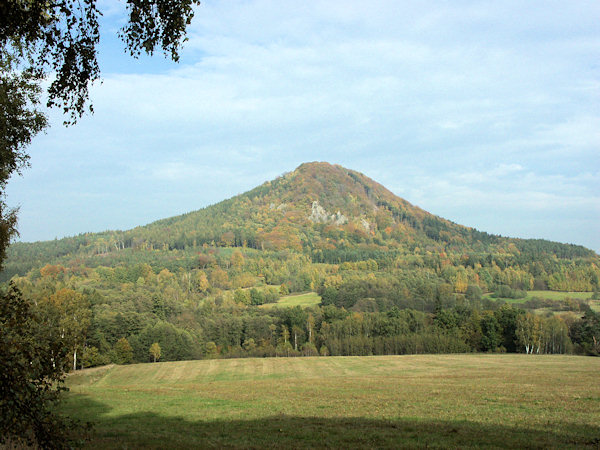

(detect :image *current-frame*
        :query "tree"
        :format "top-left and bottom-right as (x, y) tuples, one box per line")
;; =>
(210, 267), (230, 289)
(82, 346), (107, 368)
(462, 310), (483, 350)
(281, 325), (290, 345)
(41, 288), (91, 371)
(1, 0), (199, 122)
(0, 51), (47, 270)
(114, 337), (133, 364)
(234, 288), (250, 305)
(302, 342), (318, 356)
(204, 341), (218, 358)
(516, 314), (542, 354)
(192, 269), (210, 292)
(494, 304), (523, 353)
(543, 316), (571, 354)
(291, 325), (303, 351)
(465, 284), (482, 302)
(242, 338), (256, 354)
(0, 284), (75, 448)
(231, 249), (245, 270)
(569, 310), (600, 355)
(249, 287), (265, 305)
(480, 312), (501, 352)
(149, 342), (161, 362)
(307, 313), (315, 343)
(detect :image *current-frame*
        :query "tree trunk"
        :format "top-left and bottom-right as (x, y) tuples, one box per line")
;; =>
(73, 348), (77, 371)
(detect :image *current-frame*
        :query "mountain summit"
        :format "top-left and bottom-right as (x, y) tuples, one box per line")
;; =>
(142, 161), (472, 253)
(248, 161), (430, 226)
(253, 161), (421, 219)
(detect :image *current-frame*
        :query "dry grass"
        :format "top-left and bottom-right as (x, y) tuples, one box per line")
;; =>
(63, 354), (600, 448)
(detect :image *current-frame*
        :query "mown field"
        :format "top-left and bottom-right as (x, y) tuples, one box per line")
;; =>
(260, 291), (322, 309)
(526, 290), (594, 301)
(62, 355), (600, 448)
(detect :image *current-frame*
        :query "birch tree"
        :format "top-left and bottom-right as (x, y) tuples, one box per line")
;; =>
(516, 314), (542, 354)
(149, 342), (161, 362)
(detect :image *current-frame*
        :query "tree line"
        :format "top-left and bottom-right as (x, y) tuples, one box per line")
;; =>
(6, 249), (599, 372)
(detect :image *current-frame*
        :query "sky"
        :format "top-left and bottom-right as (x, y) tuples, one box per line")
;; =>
(6, 0), (600, 251)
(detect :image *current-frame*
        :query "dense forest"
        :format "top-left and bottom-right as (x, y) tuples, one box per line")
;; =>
(2, 162), (599, 367)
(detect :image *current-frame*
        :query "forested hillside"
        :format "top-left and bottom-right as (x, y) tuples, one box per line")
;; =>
(2, 162), (599, 365)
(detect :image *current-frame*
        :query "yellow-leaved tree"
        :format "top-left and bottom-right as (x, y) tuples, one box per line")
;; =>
(149, 342), (162, 362)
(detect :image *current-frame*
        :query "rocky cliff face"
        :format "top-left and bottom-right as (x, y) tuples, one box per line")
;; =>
(308, 201), (348, 225)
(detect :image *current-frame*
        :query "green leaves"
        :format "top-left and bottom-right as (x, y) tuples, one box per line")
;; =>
(0, 284), (76, 448)
(120, 0), (200, 62)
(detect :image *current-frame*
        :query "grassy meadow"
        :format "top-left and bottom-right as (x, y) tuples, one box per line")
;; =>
(62, 355), (600, 448)
(260, 291), (322, 309)
(485, 290), (594, 304)
(526, 290), (594, 301)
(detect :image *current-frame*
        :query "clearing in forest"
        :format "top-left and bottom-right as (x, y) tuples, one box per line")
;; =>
(260, 291), (322, 309)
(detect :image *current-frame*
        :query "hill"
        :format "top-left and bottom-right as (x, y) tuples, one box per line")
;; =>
(2, 162), (599, 365)
(2, 161), (596, 280)
(62, 355), (600, 448)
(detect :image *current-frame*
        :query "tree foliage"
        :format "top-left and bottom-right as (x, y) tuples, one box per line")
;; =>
(149, 342), (161, 362)
(1, 0), (199, 122)
(0, 50), (48, 270)
(0, 284), (76, 448)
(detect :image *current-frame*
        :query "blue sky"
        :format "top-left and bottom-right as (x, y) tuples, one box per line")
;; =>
(6, 0), (600, 251)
